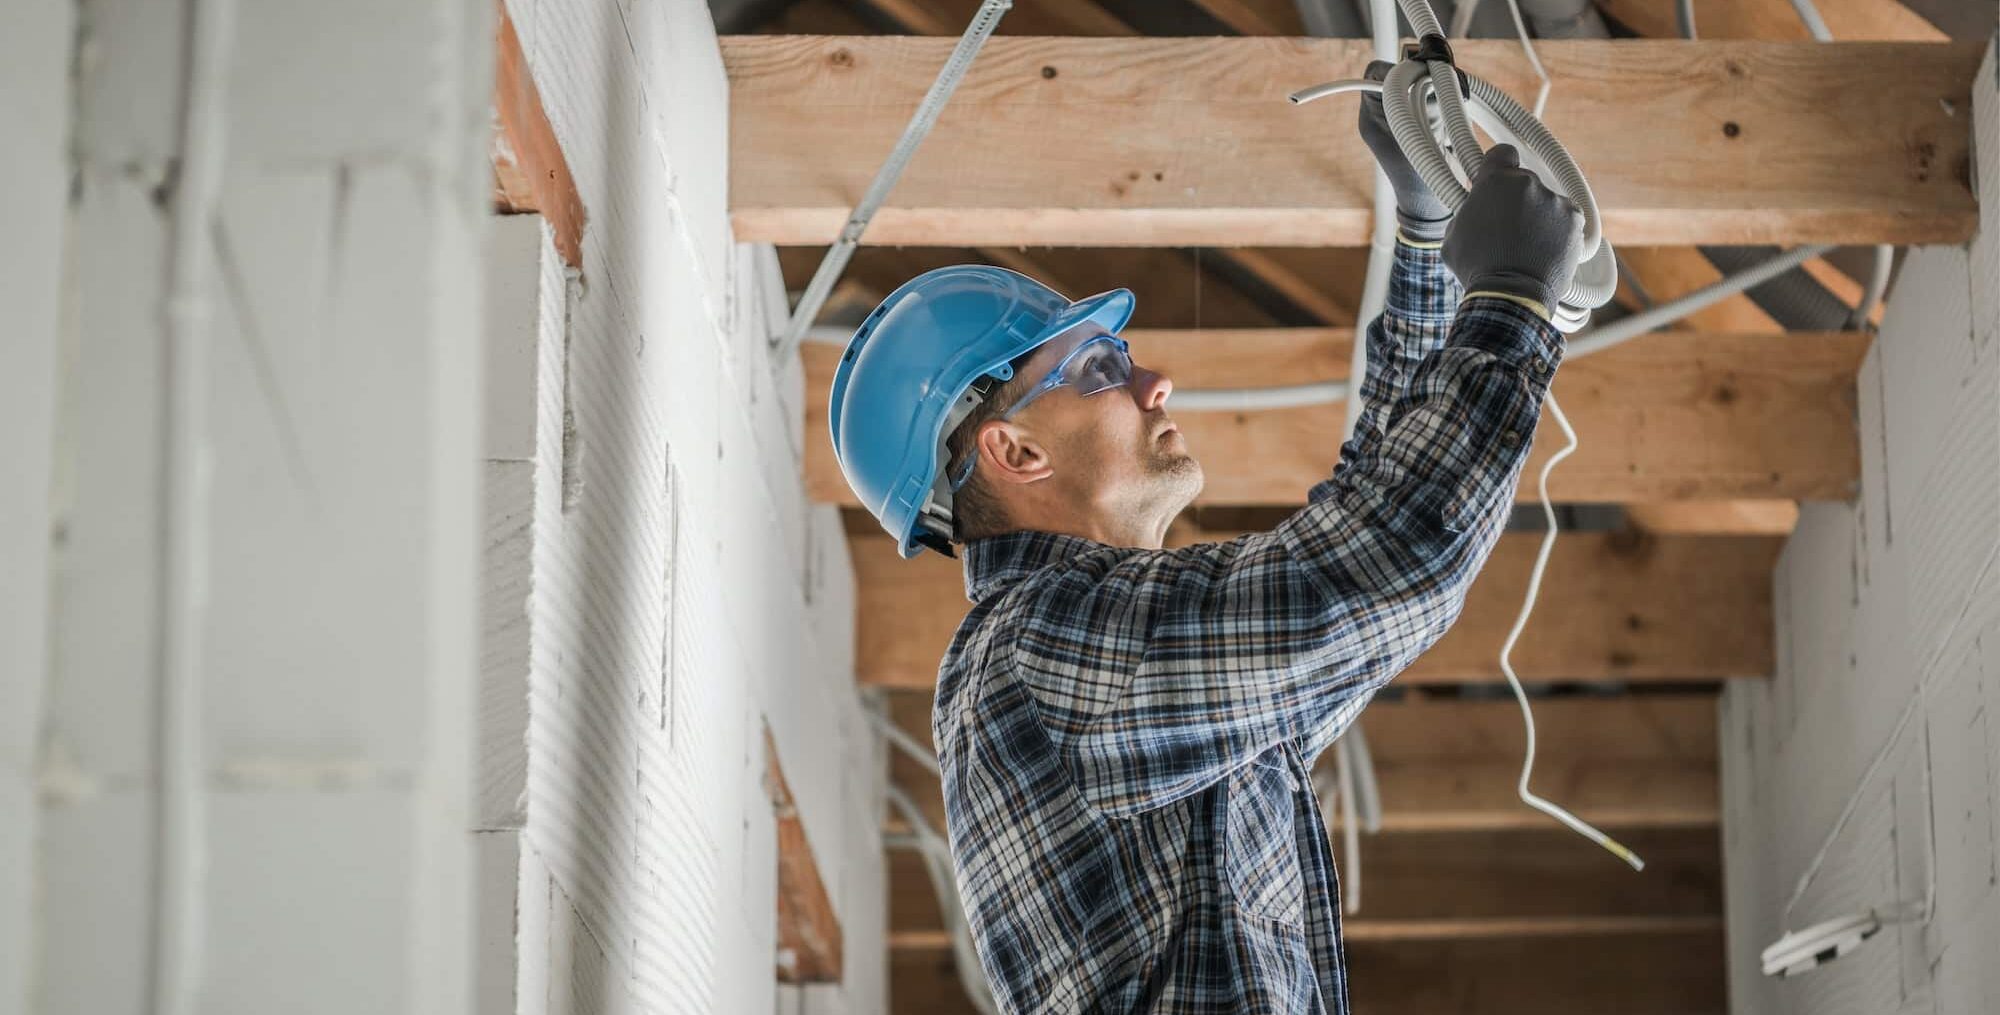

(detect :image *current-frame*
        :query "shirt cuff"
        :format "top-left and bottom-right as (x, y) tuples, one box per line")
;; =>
(1451, 294), (1565, 380)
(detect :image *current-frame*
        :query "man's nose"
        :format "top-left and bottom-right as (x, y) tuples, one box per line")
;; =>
(1130, 366), (1173, 411)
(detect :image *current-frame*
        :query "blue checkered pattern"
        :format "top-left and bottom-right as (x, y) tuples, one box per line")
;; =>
(930, 241), (1562, 1014)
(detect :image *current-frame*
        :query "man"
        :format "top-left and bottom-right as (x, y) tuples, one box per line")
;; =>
(827, 65), (1582, 1014)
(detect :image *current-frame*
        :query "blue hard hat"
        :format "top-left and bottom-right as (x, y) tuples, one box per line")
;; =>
(828, 265), (1136, 559)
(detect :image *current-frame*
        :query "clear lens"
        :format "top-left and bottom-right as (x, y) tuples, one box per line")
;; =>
(1062, 337), (1132, 397)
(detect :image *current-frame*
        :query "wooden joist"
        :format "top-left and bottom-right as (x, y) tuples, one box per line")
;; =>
(1326, 693), (1720, 831)
(726, 37), (1979, 247)
(889, 825), (1720, 936)
(882, 690), (1720, 835)
(1598, 0), (1946, 41)
(852, 527), (1780, 690)
(1342, 933), (1725, 1014)
(889, 932), (1725, 1014)
(1626, 499), (1800, 535)
(492, 3), (585, 267)
(1186, 0), (1301, 36)
(890, 915), (1719, 952)
(804, 327), (1870, 506)
(764, 727), (843, 983)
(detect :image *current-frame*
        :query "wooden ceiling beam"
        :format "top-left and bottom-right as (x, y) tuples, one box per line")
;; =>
(888, 933), (1726, 1014)
(1204, 248), (1352, 325)
(1598, 0), (1946, 41)
(492, 3), (585, 267)
(804, 327), (1869, 506)
(1186, 0), (1300, 35)
(890, 825), (1721, 932)
(725, 37), (1980, 247)
(890, 915), (1719, 951)
(883, 690), (1721, 833)
(1625, 499), (1800, 535)
(852, 528), (1780, 690)
(764, 726), (843, 983)
(850, 0), (1138, 36)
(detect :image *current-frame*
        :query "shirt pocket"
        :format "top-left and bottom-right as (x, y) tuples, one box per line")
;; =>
(1225, 753), (1306, 926)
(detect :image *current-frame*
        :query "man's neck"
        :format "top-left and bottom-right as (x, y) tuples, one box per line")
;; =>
(1011, 504), (1172, 550)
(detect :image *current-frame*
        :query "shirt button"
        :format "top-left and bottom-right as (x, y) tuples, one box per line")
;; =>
(1501, 430), (1522, 448)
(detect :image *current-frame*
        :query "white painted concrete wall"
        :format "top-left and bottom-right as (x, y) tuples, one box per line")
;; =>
(1722, 36), (2000, 1015)
(495, 2), (886, 1013)
(0, 1), (76, 1009)
(6, 0), (493, 1009)
(13, 0), (883, 1010)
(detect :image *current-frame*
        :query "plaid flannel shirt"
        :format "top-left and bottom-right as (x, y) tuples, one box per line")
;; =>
(929, 240), (1563, 1014)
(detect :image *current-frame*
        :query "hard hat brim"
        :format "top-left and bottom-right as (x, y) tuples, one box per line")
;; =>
(1025, 288), (1137, 352)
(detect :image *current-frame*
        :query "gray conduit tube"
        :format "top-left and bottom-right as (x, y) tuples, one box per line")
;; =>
(1342, 0), (1404, 441)
(1699, 245), (1852, 331)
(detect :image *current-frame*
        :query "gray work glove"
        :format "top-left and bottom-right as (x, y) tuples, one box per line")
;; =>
(1358, 60), (1452, 243)
(1442, 144), (1584, 317)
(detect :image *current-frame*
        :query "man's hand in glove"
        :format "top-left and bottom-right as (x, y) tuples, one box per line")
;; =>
(1357, 60), (1454, 245)
(1443, 143), (1584, 322)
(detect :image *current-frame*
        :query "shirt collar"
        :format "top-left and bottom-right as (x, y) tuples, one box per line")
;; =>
(961, 529), (1110, 604)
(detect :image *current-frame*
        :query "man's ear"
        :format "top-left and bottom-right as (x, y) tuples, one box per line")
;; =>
(976, 419), (1054, 487)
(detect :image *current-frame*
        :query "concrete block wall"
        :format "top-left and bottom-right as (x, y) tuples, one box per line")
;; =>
(1721, 36), (2000, 1015)
(3, 0), (497, 1010)
(496, 1), (886, 1013)
(0, 1), (75, 1008)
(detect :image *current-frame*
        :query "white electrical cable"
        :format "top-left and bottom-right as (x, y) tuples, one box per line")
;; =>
(1346, 721), (1382, 832)
(1334, 737), (1363, 912)
(1779, 540), (2000, 930)
(1787, 0), (1834, 41)
(1567, 243), (1835, 357)
(1449, 0), (1484, 37)
(158, 0), (235, 1009)
(887, 783), (999, 1015)
(1344, 0), (1403, 442)
(1156, 241), (1834, 412)
(775, 0), (1014, 362)
(1774, 0), (1896, 334)
(867, 704), (944, 777)
(1484, 0), (1641, 871)
(1496, 397), (1644, 871)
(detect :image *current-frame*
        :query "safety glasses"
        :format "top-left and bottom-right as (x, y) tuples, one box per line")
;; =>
(948, 332), (1134, 492)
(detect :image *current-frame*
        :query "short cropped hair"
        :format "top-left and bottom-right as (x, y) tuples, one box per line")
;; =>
(943, 352), (1037, 543)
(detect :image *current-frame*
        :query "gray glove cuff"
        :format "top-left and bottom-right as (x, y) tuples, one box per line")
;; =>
(1464, 269), (1560, 311)
(1396, 207), (1452, 243)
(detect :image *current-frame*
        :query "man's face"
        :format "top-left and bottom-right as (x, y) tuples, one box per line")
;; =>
(1006, 325), (1204, 520)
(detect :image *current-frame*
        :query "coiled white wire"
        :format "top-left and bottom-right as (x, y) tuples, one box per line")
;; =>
(1300, 0), (1645, 871)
